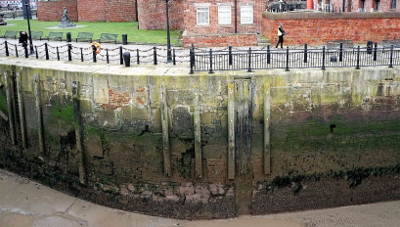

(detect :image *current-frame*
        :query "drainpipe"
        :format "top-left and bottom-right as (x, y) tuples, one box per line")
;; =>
(234, 0), (237, 33)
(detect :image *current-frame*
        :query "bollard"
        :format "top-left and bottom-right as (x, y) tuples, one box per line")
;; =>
(24, 44), (28, 58)
(123, 51), (131, 67)
(373, 42), (377, 61)
(15, 44), (18, 57)
(339, 43), (343, 62)
(189, 48), (194, 74)
(80, 48), (84, 62)
(122, 34), (128, 45)
(56, 47), (60, 60)
(389, 45), (394, 68)
(66, 32), (71, 42)
(173, 49), (176, 65)
(267, 45), (270, 64)
(35, 46), (38, 59)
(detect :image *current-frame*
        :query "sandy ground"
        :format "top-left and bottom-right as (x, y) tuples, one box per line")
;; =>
(1, 169), (400, 227)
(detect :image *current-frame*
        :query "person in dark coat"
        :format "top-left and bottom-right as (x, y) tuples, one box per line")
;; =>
(19, 31), (28, 48)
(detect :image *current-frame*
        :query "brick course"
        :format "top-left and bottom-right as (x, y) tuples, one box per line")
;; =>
(263, 12), (400, 46)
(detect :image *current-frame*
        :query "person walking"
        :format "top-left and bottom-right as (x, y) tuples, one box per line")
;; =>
(275, 22), (286, 48)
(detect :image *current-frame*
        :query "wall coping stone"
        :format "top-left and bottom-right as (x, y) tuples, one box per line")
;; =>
(263, 12), (400, 20)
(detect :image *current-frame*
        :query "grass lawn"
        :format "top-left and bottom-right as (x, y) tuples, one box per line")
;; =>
(2, 19), (181, 45)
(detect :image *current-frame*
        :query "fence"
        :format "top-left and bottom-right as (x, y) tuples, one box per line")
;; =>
(0, 41), (191, 65)
(0, 41), (399, 74)
(189, 44), (400, 74)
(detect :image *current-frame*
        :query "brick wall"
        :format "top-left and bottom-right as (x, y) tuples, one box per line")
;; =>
(263, 12), (400, 46)
(37, 0), (78, 22)
(183, 33), (257, 47)
(137, 0), (184, 30)
(38, 0), (137, 22)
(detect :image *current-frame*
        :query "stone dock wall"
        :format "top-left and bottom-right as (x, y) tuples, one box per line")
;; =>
(0, 59), (400, 219)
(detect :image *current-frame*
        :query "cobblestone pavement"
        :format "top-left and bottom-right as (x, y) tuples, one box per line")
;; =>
(1, 169), (400, 227)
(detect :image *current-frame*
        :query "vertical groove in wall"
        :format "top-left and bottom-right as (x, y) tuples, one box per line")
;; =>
(161, 83), (171, 177)
(16, 72), (27, 149)
(194, 93), (202, 178)
(4, 71), (15, 145)
(228, 83), (235, 180)
(264, 83), (271, 174)
(72, 81), (87, 185)
(34, 74), (45, 155)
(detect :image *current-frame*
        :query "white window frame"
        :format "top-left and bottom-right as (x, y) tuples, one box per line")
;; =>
(240, 5), (253, 25)
(218, 5), (231, 25)
(196, 6), (210, 26)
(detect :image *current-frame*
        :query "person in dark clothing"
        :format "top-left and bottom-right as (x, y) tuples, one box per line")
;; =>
(19, 31), (28, 48)
(275, 22), (286, 48)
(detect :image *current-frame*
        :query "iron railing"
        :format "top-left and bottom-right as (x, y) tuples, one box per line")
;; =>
(190, 44), (400, 74)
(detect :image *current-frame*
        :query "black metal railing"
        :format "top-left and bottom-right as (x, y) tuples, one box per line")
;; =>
(190, 44), (400, 73)
(0, 41), (400, 74)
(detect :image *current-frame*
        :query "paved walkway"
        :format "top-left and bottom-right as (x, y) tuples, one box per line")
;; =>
(1, 169), (400, 227)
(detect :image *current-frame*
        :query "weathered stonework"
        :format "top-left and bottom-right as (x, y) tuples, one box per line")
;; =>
(1, 58), (400, 218)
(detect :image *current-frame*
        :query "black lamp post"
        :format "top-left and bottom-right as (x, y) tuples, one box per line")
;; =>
(25, 3), (34, 54)
(165, 0), (172, 63)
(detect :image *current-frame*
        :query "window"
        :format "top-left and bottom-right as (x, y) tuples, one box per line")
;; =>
(375, 0), (380, 11)
(361, 0), (365, 11)
(218, 5), (231, 25)
(391, 0), (396, 9)
(197, 7), (209, 25)
(241, 5), (253, 24)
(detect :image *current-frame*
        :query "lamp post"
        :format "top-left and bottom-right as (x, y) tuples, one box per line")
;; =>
(24, 3), (34, 54)
(165, 0), (172, 63)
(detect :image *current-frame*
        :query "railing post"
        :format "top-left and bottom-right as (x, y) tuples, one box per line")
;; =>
(229, 46), (233, 66)
(136, 49), (140, 65)
(209, 49), (214, 74)
(356, 45), (360, 70)
(93, 48), (97, 63)
(191, 43), (196, 66)
(304, 43), (308, 63)
(173, 49), (176, 65)
(285, 47), (289, 71)
(106, 49), (109, 64)
(339, 42), (343, 62)
(35, 46), (38, 59)
(322, 46), (326, 70)
(15, 44), (18, 58)
(153, 47), (157, 65)
(56, 47), (60, 60)
(5, 41), (9, 57)
(24, 44), (28, 58)
(68, 44), (72, 61)
(373, 42), (377, 61)
(389, 45), (394, 68)
(248, 47), (252, 72)
(80, 48), (84, 62)
(119, 46), (123, 65)
(267, 45), (270, 64)
(45, 43), (49, 60)
(190, 47), (194, 74)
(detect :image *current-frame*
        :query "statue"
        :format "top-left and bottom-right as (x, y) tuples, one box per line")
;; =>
(58, 7), (76, 28)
